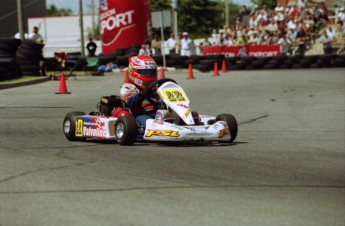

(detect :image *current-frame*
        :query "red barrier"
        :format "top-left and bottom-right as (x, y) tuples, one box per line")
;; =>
(203, 45), (281, 57)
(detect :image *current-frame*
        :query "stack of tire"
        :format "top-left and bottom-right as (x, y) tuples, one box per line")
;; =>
(333, 55), (345, 67)
(125, 45), (141, 57)
(189, 55), (207, 71)
(197, 54), (224, 71)
(0, 38), (21, 81)
(16, 40), (44, 76)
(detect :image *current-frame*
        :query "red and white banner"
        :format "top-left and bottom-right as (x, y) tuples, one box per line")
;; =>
(203, 45), (281, 57)
(100, 0), (151, 55)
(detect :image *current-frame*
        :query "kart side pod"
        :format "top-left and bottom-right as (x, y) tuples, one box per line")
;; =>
(112, 107), (132, 118)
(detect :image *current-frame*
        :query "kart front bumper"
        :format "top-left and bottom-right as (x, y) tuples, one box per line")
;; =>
(143, 119), (231, 142)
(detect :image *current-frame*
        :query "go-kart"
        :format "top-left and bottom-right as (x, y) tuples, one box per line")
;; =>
(63, 78), (238, 145)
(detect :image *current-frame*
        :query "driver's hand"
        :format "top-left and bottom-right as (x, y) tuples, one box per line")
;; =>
(139, 88), (147, 97)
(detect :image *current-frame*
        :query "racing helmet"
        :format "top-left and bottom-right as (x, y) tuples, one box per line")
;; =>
(128, 55), (157, 90)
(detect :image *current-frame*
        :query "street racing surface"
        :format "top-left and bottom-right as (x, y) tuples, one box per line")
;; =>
(0, 69), (344, 226)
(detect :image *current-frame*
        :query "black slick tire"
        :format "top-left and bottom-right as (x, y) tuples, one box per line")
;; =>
(63, 111), (86, 141)
(216, 114), (238, 142)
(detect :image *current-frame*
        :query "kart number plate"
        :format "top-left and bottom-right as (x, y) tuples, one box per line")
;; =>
(162, 89), (188, 103)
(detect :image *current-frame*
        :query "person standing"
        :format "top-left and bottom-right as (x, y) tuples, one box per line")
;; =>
(180, 32), (192, 57)
(277, 34), (291, 56)
(138, 44), (150, 56)
(319, 30), (333, 55)
(296, 27), (307, 56)
(29, 26), (44, 43)
(28, 26), (46, 76)
(151, 35), (162, 55)
(166, 33), (177, 54)
(86, 36), (97, 57)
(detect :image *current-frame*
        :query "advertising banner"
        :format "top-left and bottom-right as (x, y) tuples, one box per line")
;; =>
(100, 0), (151, 55)
(247, 45), (281, 57)
(203, 45), (281, 57)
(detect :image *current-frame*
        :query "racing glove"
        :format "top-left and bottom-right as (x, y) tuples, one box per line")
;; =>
(139, 88), (148, 97)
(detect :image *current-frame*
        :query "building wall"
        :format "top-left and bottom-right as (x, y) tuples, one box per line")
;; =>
(28, 15), (101, 57)
(0, 0), (46, 38)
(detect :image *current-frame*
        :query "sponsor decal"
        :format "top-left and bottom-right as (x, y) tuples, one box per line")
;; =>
(203, 45), (280, 57)
(101, 97), (108, 104)
(145, 130), (180, 137)
(83, 127), (107, 137)
(76, 119), (83, 137)
(185, 127), (196, 132)
(135, 78), (142, 85)
(177, 103), (189, 109)
(132, 56), (142, 65)
(76, 117), (107, 138)
(249, 51), (279, 57)
(101, 9), (134, 34)
(219, 128), (230, 138)
(184, 108), (191, 117)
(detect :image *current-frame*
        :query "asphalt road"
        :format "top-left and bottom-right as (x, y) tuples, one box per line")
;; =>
(0, 69), (344, 226)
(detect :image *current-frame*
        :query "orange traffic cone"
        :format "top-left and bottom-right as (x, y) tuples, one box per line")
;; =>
(55, 72), (71, 94)
(159, 67), (165, 79)
(187, 63), (194, 79)
(123, 69), (129, 83)
(213, 61), (220, 76)
(221, 59), (227, 72)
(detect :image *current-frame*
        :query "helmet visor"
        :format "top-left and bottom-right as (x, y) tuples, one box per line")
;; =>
(137, 69), (157, 77)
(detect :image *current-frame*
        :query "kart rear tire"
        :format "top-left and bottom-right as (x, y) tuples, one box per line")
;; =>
(63, 112), (87, 141)
(216, 114), (238, 142)
(114, 116), (138, 145)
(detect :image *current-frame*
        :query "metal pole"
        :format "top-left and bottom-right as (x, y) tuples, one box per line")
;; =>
(174, 9), (178, 49)
(79, 0), (85, 56)
(160, 12), (166, 67)
(17, 0), (24, 40)
(91, 0), (95, 38)
(225, 0), (229, 27)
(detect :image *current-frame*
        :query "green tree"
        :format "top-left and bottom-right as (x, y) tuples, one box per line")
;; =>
(178, 0), (223, 38)
(151, 0), (171, 11)
(251, 0), (276, 10)
(150, 0), (243, 38)
(227, 2), (242, 27)
(47, 4), (72, 16)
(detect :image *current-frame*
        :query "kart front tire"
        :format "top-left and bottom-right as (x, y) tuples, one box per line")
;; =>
(216, 114), (238, 142)
(115, 116), (138, 145)
(63, 111), (86, 141)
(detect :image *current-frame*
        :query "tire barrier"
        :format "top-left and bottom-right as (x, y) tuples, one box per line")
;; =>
(16, 40), (44, 76)
(0, 38), (22, 81)
(53, 52), (345, 73)
(44, 46), (345, 75)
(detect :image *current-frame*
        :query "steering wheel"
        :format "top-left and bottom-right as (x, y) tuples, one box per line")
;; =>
(144, 78), (177, 105)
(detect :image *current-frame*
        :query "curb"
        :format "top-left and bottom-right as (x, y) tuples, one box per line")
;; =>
(0, 77), (50, 90)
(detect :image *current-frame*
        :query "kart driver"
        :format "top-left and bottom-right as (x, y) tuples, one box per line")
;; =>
(120, 55), (159, 129)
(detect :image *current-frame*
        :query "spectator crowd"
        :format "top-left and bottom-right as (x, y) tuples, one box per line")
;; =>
(202, 3), (345, 56)
(141, 2), (345, 57)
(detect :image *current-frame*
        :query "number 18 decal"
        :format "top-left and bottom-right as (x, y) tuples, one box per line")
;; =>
(163, 89), (188, 103)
